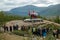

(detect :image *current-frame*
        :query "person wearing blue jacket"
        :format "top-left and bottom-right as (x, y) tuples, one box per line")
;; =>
(42, 28), (47, 39)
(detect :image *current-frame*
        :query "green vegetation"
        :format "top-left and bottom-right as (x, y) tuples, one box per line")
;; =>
(12, 30), (29, 36)
(0, 11), (30, 27)
(53, 16), (60, 24)
(42, 16), (60, 24)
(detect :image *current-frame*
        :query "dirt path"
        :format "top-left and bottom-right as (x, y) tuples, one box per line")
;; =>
(0, 33), (29, 40)
(44, 20), (60, 26)
(0, 33), (44, 40)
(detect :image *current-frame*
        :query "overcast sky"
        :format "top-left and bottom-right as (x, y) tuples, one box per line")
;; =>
(0, 0), (60, 11)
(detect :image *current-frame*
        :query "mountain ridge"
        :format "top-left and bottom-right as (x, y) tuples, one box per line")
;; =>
(8, 4), (60, 16)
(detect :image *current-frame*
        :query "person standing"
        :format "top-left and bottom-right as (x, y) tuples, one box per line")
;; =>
(32, 27), (36, 35)
(53, 29), (57, 38)
(57, 29), (60, 39)
(42, 28), (47, 40)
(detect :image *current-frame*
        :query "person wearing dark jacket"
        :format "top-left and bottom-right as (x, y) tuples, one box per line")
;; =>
(57, 29), (60, 38)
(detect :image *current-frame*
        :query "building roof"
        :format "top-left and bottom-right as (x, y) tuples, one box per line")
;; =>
(24, 18), (43, 21)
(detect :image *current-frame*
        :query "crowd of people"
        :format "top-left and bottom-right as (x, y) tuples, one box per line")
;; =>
(32, 27), (60, 39)
(3, 25), (19, 32)
(5, 24), (60, 39)
(3, 24), (60, 39)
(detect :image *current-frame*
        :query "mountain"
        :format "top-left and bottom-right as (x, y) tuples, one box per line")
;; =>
(40, 4), (60, 16)
(8, 5), (46, 16)
(8, 4), (60, 16)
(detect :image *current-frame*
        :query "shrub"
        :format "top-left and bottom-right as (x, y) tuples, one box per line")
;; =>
(12, 30), (29, 36)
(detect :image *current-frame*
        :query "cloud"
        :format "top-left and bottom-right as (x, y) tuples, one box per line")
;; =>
(32, 4), (51, 7)
(0, 0), (34, 11)
(0, 0), (60, 11)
